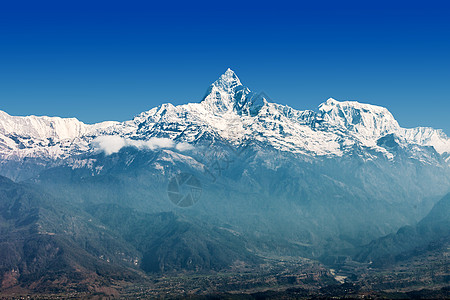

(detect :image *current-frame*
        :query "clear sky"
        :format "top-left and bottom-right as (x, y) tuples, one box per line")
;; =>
(1, 1), (449, 134)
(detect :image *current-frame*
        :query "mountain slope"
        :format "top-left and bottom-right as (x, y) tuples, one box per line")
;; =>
(85, 204), (262, 273)
(0, 175), (143, 293)
(28, 141), (450, 261)
(355, 193), (450, 266)
(0, 175), (267, 293)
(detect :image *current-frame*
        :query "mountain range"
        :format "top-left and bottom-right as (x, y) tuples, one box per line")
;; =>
(0, 69), (449, 297)
(1, 69), (449, 177)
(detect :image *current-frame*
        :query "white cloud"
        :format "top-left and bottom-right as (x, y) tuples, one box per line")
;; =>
(92, 136), (127, 155)
(146, 137), (175, 150)
(176, 142), (195, 151)
(92, 136), (193, 155)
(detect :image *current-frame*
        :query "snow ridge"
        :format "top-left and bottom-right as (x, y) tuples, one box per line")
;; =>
(0, 69), (449, 162)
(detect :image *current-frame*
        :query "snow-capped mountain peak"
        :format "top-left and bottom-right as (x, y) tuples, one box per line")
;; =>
(201, 69), (266, 116)
(212, 68), (242, 91)
(0, 110), (88, 140)
(318, 98), (401, 138)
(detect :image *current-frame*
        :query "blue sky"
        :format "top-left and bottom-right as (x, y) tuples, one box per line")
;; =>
(1, 1), (449, 133)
